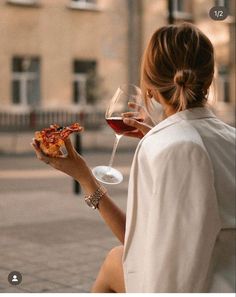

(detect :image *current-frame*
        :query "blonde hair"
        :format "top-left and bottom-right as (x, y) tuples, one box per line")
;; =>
(141, 23), (215, 112)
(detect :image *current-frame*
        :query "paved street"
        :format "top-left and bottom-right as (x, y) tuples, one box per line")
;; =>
(0, 150), (134, 292)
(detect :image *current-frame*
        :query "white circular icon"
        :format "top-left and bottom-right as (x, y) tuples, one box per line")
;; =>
(8, 271), (22, 285)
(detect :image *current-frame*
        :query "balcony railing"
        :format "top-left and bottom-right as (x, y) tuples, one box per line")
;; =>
(0, 109), (105, 132)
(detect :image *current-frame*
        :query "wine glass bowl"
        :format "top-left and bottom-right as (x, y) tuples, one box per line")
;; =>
(92, 84), (144, 185)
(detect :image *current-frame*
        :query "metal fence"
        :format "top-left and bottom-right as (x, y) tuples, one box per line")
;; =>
(0, 109), (105, 132)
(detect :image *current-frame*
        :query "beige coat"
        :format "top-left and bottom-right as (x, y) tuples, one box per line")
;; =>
(123, 107), (235, 293)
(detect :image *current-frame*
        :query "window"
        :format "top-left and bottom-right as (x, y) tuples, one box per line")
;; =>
(169, 0), (193, 21)
(173, 0), (184, 12)
(69, 0), (98, 10)
(12, 57), (40, 106)
(73, 60), (97, 105)
(7, 0), (39, 6)
(218, 66), (230, 103)
(215, 0), (229, 9)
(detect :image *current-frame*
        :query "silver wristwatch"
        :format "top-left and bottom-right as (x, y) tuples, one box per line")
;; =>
(84, 186), (107, 210)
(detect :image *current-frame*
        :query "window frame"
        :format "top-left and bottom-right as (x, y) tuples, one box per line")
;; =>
(68, 0), (99, 11)
(72, 60), (97, 106)
(73, 73), (88, 106)
(171, 0), (193, 21)
(11, 57), (40, 107)
(7, 0), (39, 6)
(215, 0), (229, 9)
(217, 66), (230, 103)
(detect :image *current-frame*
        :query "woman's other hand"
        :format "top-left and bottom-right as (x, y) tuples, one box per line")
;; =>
(122, 102), (153, 139)
(31, 137), (95, 188)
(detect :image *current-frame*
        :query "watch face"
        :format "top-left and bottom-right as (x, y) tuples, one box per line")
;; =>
(85, 189), (104, 210)
(91, 197), (97, 205)
(85, 199), (93, 208)
(85, 198), (97, 209)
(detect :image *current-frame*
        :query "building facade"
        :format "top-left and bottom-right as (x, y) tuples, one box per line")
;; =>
(0, 0), (129, 113)
(0, 0), (235, 124)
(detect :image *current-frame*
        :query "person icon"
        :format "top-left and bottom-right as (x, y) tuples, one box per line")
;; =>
(8, 271), (22, 285)
(12, 275), (18, 282)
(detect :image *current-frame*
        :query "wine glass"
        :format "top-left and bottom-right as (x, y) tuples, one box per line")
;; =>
(92, 84), (144, 185)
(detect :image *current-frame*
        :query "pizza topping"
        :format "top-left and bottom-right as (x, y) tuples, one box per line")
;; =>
(34, 122), (83, 154)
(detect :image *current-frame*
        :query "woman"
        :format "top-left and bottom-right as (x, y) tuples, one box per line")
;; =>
(32, 23), (235, 293)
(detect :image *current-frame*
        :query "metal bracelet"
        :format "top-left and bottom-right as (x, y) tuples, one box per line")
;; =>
(84, 186), (107, 209)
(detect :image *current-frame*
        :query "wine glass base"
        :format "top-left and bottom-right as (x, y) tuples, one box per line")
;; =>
(92, 166), (123, 185)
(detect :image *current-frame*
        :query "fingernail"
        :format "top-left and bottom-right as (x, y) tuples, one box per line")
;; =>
(123, 118), (130, 124)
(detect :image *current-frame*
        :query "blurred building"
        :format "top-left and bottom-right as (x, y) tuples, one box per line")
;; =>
(0, 0), (235, 125)
(0, 0), (130, 115)
(141, 0), (235, 125)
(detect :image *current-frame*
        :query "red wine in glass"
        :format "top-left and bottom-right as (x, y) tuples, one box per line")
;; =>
(106, 117), (144, 135)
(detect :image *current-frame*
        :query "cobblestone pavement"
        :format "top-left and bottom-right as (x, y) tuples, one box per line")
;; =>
(0, 151), (134, 293)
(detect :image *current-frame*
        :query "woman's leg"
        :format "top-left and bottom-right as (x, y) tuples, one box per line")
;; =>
(91, 245), (126, 293)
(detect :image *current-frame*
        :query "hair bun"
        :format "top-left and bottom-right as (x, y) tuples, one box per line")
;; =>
(174, 69), (196, 87)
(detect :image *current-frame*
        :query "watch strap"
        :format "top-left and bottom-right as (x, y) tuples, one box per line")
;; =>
(84, 186), (107, 209)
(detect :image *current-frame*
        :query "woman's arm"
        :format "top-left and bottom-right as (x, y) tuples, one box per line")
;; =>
(31, 116), (150, 244)
(32, 138), (126, 244)
(98, 193), (126, 244)
(79, 177), (126, 244)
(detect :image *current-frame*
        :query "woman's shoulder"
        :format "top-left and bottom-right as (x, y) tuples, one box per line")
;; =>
(141, 119), (206, 156)
(135, 120), (213, 181)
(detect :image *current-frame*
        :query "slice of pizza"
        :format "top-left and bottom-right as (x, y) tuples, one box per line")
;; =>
(34, 123), (83, 157)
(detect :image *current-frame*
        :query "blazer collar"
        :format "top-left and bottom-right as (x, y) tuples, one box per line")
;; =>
(143, 107), (216, 139)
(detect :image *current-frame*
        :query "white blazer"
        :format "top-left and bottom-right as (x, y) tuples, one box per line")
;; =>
(123, 107), (235, 293)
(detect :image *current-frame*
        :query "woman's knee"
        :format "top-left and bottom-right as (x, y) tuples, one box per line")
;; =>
(92, 246), (125, 293)
(103, 245), (125, 292)
(107, 245), (123, 258)
(105, 245), (123, 269)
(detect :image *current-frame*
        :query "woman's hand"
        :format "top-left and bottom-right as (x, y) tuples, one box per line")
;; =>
(31, 137), (96, 189)
(122, 102), (153, 139)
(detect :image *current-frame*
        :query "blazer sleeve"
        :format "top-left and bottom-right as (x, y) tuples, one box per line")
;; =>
(142, 141), (222, 292)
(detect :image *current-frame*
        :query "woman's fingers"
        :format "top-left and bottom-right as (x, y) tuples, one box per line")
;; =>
(122, 111), (140, 118)
(123, 118), (144, 130)
(127, 102), (148, 120)
(64, 138), (75, 156)
(128, 102), (142, 112)
(31, 137), (76, 165)
(31, 141), (51, 164)
(123, 118), (152, 139)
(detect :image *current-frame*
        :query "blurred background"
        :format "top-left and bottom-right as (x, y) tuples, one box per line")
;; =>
(0, 0), (235, 293)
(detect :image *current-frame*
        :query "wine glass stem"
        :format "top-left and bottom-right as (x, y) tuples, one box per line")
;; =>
(108, 134), (122, 168)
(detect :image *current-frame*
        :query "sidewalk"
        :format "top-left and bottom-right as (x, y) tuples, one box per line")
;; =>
(0, 153), (132, 293)
(0, 191), (126, 293)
